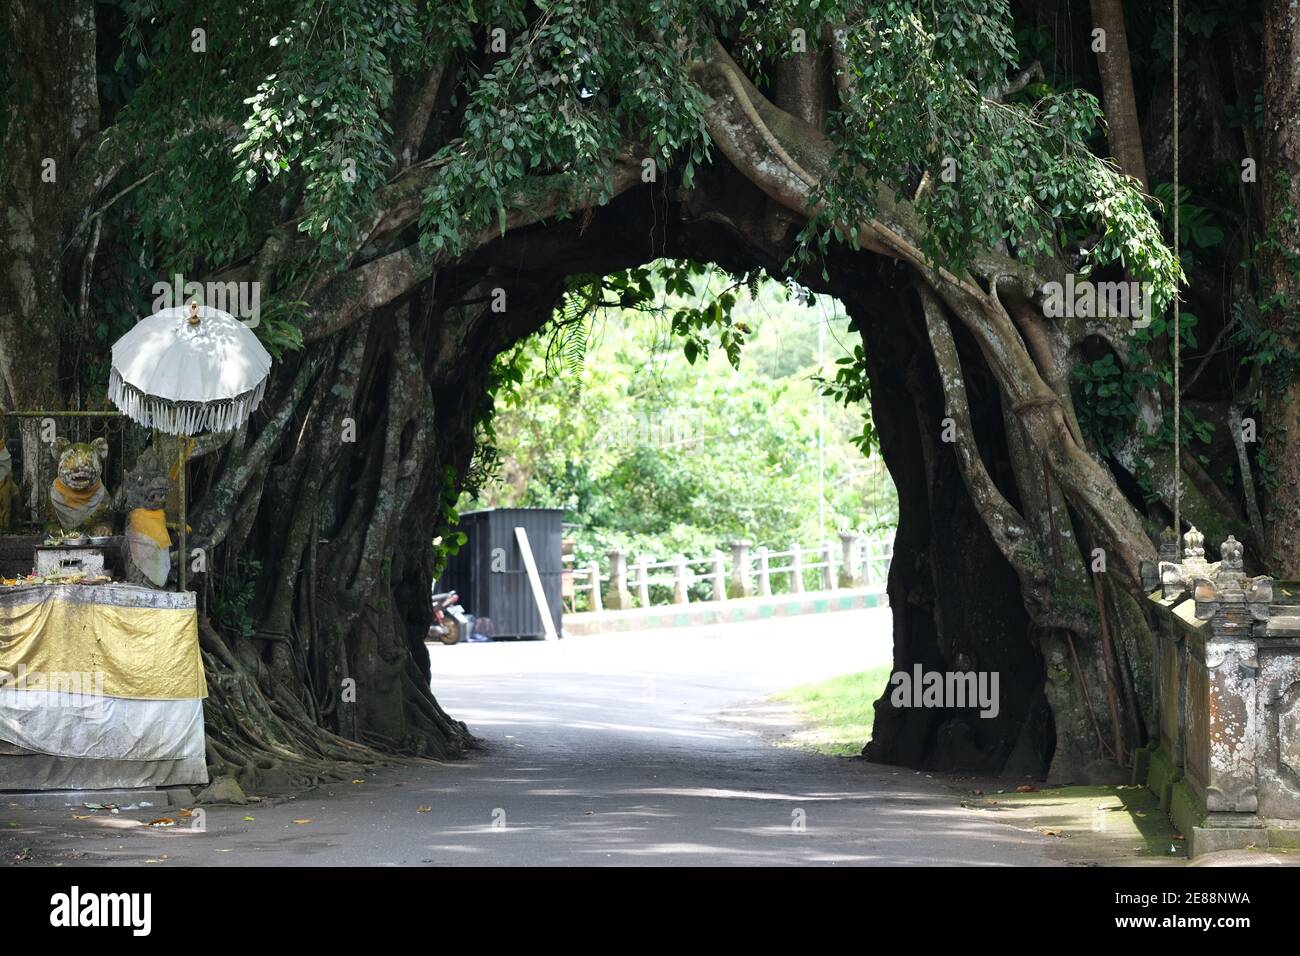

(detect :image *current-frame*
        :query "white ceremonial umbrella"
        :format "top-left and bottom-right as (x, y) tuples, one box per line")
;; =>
(108, 302), (272, 435)
(107, 301), (272, 591)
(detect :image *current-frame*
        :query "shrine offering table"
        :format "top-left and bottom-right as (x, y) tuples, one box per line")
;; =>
(0, 583), (207, 791)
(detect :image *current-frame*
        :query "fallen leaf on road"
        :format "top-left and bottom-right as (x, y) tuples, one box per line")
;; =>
(71, 815), (92, 821)
(242, 816), (255, 822)
(177, 809), (194, 818)
(293, 819), (312, 825)
(351, 779), (365, 784)
(1037, 827), (1063, 837)
(417, 805), (432, 813)
(148, 818), (176, 827)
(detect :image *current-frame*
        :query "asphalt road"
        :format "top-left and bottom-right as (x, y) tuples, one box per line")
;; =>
(4, 608), (1068, 866)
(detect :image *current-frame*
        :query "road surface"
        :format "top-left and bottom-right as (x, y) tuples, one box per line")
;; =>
(4, 608), (1077, 866)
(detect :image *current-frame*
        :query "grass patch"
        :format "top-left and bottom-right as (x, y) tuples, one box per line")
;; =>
(965, 785), (1186, 860)
(773, 666), (892, 756)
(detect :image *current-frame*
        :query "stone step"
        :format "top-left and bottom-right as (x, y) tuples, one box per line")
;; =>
(1265, 614), (1300, 637)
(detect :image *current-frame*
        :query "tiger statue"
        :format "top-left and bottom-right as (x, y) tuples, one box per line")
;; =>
(0, 445), (17, 531)
(46, 437), (112, 534)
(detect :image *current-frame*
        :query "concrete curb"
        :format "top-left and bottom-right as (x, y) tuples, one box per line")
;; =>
(564, 587), (888, 635)
(1, 787), (192, 810)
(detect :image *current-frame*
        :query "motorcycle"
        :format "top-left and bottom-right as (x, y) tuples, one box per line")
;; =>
(429, 590), (474, 645)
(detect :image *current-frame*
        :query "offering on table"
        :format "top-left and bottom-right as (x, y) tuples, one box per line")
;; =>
(45, 569), (87, 585)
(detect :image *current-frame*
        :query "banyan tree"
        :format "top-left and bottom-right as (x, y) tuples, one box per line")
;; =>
(3, 0), (1297, 786)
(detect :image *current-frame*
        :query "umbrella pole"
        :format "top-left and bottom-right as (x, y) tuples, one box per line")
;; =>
(178, 437), (188, 593)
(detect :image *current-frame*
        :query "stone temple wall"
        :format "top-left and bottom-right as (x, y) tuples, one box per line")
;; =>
(1139, 528), (1300, 856)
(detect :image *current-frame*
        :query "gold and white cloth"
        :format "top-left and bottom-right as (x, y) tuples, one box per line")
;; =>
(0, 583), (206, 763)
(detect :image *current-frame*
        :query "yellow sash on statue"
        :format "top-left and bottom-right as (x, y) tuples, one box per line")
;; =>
(52, 478), (103, 508)
(128, 508), (172, 548)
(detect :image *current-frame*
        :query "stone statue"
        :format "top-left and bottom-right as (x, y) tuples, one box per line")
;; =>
(46, 437), (112, 534)
(1220, 535), (1245, 571)
(0, 445), (17, 532)
(121, 448), (172, 588)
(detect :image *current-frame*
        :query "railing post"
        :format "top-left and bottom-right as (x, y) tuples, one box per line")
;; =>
(839, 532), (861, 588)
(673, 555), (690, 604)
(755, 546), (772, 596)
(587, 561), (603, 613)
(636, 556), (652, 607)
(790, 544), (804, 594)
(604, 549), (633, 610)
(728, 539), (753, 599)
(821, 542), (836, 590)
(710, 551), (727, 601)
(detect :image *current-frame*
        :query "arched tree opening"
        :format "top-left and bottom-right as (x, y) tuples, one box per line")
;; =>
(469, 266), (897, 578)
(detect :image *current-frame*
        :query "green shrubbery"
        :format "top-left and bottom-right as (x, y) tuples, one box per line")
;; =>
(464, 270), (897, 570)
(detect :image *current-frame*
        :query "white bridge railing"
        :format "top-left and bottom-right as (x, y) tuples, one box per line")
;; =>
(565, 531), (894, 613)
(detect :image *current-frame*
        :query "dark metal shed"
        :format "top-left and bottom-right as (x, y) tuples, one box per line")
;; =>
(436, 507), (564, 639)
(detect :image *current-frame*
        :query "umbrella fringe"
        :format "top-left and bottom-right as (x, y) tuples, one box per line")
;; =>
(109, 368), (267, 436)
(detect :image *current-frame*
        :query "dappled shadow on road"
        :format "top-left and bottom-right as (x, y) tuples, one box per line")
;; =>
(400, 658), (1068, 866)
(0, 621), (1132, 866)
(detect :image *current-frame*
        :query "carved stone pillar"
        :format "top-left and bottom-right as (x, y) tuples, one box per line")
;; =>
(1184, 535), (1272, 852)
(1163, 526), (1210, 601)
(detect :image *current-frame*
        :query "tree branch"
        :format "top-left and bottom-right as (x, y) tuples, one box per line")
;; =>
(301, 159), (643, 343)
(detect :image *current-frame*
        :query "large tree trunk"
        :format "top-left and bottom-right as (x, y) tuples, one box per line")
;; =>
(1089, 0), (1149, 188)
(1261, 0), (1300, 576)
(0, 0), (102, 512)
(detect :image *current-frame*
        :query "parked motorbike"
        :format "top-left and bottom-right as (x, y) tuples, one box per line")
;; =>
(429, 591), (474, 645)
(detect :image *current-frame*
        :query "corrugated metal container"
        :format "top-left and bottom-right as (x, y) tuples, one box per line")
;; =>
(437, 508), (564, 639)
